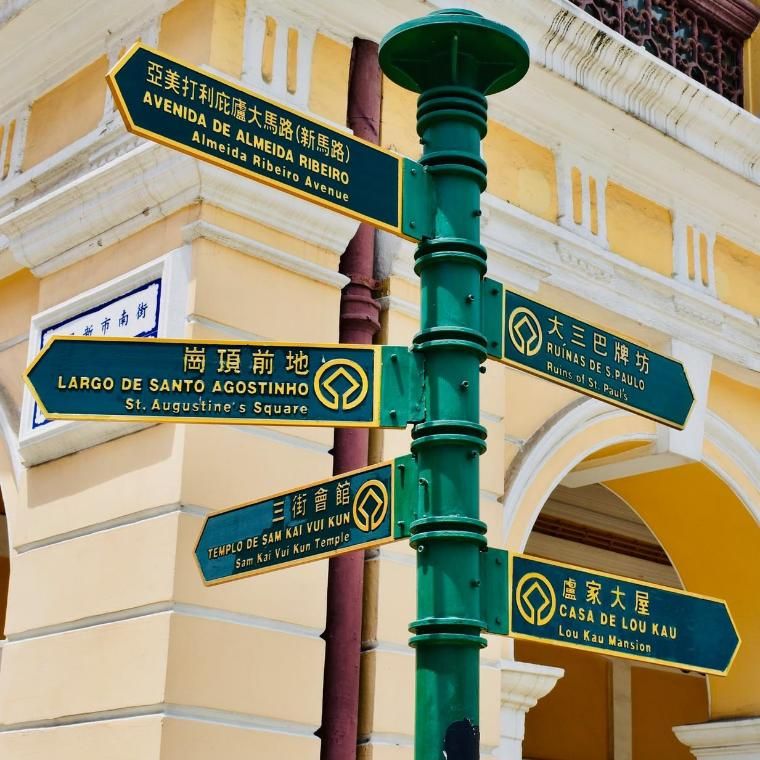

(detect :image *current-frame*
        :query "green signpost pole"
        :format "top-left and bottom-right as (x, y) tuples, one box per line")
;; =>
(380, 11), (529, 759)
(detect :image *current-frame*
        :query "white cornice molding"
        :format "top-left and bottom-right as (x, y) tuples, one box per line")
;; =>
(674, 717), (760, 758)
(499, 0), (760, 184)
(0, 140), (359, 277)
(284, 0), (760, 250)
(182, 220), (350, 289)
(0, 0), (179, 114)
(482, 194), (760, 378)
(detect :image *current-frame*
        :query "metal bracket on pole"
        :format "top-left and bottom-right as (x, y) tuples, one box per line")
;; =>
(380, 346), (426, 428)
(393, 454), (419, 540)
(401, 158), (436, 241)
(482, 277), (504, 361)
(480, 548), (509, 635)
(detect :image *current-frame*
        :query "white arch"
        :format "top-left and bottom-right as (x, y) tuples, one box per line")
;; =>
(502, 397), (760, 550)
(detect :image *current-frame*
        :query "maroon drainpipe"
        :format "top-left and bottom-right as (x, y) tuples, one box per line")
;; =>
(319, 38), (382, 760)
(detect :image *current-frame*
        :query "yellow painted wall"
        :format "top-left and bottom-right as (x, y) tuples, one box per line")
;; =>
(517, 640), (610, 760)
(631, 668), (708, 760)
(608, 464), (760, 717)
(0, 717), (163, 760)
(504, 365), (580, 442)
(713, 235), (760, 316)
(0, 340), (29, 412)
(709, 371), (760, 451)
(308, 34), (351, 126)
(483, 121), (558, 222)
(0, 270), (38, 344)
(380, 77), (419, 159)
(160, 718), (320, 759)
(159, 0), (215, 68)
(210, 0), (245, 77)
(158, 0), (244, 76)
(16, 425), (183, 551)
(606, 183), (673, 276)
(22, 56), (107, 170)
(38, 205), (199, 310)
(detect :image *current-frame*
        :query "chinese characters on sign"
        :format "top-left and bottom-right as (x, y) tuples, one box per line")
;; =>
(108, 45), (404, 235)
(484, 285), (694, 429)
(25, 337), (385, 427)
(33, 280), (161, 428)
(509, 554), (740, 674)
(195, 458), (413, 583)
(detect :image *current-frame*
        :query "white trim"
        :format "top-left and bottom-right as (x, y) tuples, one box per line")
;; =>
(0, 702), (321, 736)
(182, 220), (349, 289)
(0, 0), (178, 115)
(18, 249), (191, 466)
(282, 0), (760, 211)
(482, 194), (760, 379)
(14, 502), (197, 554)
(242, 4), (317, 112)
(4, 602), (323, 644)
(376, 295), (419, 320)
(495, 659), (564, 760)
(502, 398), (625, 547)
(674, 717), (760, 759)
(0, 138), (360, 278)
(503, 400), (760, 548)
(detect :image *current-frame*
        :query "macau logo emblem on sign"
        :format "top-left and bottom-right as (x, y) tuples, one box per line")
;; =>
(352, 479), (389, 533)
(515, 572), (556, 626)
(314, 359), (370, 411)
(508, 306), (543, 357)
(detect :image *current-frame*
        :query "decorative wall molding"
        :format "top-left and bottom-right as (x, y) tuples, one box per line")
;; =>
(0, 141), (359, 278)
(555, 151), (609, 247)
(18, 250), (190, 466)
(481, 194), (760, 380)
(674, 717), (760, 759)
(0, 0), (178, 115)
(242, 5), (317, 111)
(495, 659), (564, 760)
(182, 220), (350, 289)
(502, 398), (760, 547)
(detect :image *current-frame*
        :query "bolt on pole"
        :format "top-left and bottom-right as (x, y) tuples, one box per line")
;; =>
(379, 10), (529, 760)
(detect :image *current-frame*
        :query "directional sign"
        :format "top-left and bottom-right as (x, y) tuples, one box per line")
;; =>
(24, 337), (424, 428)
(107, 44), (430, 240)
(507, 553), (740, 675)
(483, 280), (694, 429)
(195, 456), (417, 584)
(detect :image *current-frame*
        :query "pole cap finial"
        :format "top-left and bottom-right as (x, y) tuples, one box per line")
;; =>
(379, 8), (529, 95)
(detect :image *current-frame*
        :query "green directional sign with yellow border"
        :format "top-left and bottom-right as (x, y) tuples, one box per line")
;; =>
(483, 280), (694, 429)
(508, 553), (740, 675)
(195, 456), (417, 584)
(24, 337), (424, 428)
(107, 44), (430, 240)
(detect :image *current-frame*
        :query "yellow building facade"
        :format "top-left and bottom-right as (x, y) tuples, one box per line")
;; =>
(0, 1), (759, 759)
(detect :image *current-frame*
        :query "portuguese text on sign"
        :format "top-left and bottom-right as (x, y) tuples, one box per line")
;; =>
(508, 554), (740, 675)
(483, 280), (694, 429)
(24, 337), (424, 428)
(107, 44), (419, 237)
(195, 456), (416, 584)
